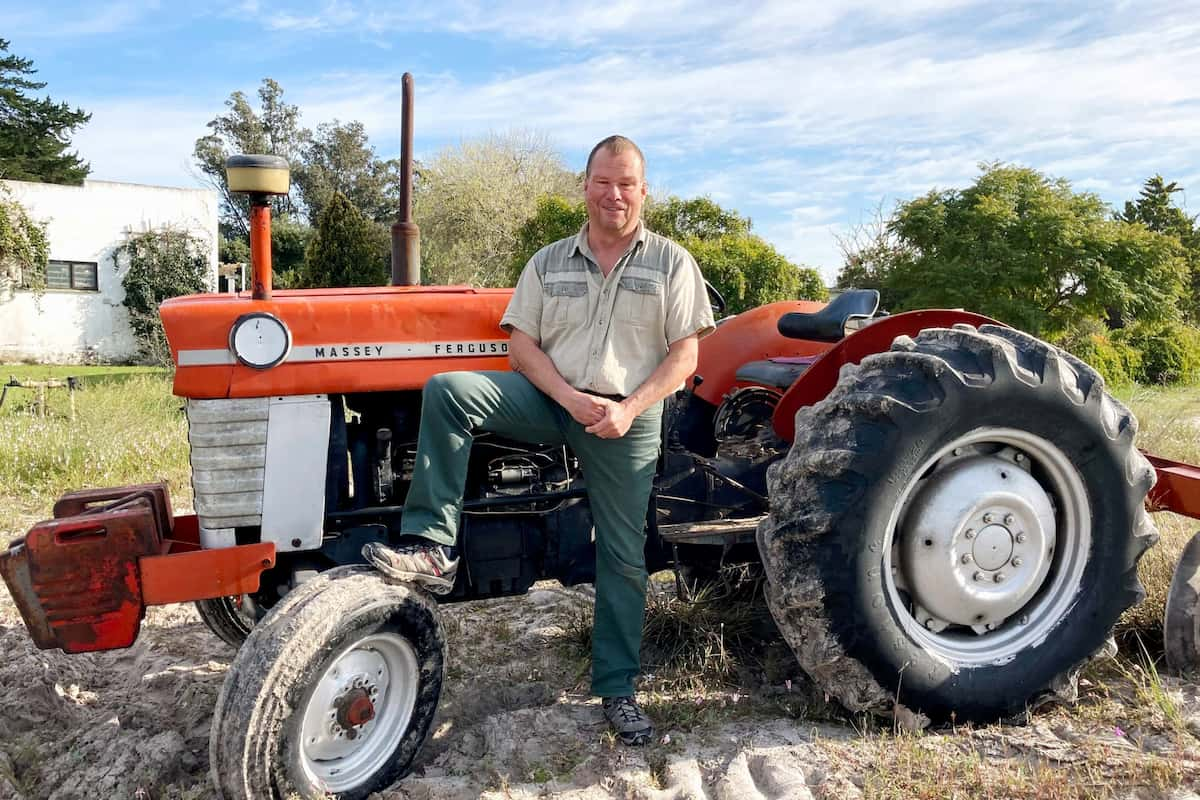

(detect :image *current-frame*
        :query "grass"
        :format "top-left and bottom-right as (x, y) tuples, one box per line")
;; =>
(0, 364), (191, 548)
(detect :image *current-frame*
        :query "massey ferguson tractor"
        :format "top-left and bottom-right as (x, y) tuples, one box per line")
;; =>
(4, 75), (1200, 799)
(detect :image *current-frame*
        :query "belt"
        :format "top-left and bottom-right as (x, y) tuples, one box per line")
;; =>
(582, 389), (625, 402)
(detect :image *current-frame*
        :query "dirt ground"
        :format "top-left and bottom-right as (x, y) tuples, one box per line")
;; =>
(2, 572), (1200, 800)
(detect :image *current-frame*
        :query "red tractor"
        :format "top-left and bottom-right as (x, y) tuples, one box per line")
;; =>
(4, 76), (1200, 799)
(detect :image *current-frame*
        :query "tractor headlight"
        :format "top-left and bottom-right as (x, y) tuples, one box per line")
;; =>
(229, 312), (291, 369)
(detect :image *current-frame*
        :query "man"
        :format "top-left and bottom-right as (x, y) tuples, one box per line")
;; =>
(363, 135), (715, 745)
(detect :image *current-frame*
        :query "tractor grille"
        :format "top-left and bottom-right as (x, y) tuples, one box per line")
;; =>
(187, 398), (268, 531)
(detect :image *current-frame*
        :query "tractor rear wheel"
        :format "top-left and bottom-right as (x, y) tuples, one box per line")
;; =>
(1164, 531), (1200, 675)
(209, 566), (444, 799)
(759, 325), (1158, 723)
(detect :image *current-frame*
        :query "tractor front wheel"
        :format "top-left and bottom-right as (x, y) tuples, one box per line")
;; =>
(209, 566), (444, 799)
(760, 325), (1158, 723)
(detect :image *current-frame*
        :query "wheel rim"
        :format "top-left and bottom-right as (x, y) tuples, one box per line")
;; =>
(298, 632), (419, 792)
(885, 427), (1091, 665)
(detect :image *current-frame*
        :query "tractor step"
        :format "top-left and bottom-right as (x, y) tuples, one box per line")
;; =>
(658, 515), (765, 546)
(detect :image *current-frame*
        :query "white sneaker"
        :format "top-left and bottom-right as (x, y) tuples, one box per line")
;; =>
(362, 541), (458, 595)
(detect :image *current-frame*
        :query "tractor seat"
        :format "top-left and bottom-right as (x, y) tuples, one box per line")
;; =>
(777, 289), (880, 342)
(734, 356), (819, 391)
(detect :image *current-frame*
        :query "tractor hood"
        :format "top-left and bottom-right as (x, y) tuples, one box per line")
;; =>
(161, 286), (514, 399)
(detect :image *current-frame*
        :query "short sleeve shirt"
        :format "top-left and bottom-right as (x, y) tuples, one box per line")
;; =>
(500, 222), (716, 397)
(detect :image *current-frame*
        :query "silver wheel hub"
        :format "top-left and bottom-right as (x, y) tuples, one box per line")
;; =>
(900, 453), (1055, 634)
(299, 633), (419, 793)
(886, 428), (1091, 664)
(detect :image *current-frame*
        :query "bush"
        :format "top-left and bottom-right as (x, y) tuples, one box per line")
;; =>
(119, 228), (211, 365)
(0, 190), (49, 297)
(1123, 321), (1200, 385)
(687, 234), (828, 315)
(1055, 318), (1141, 387)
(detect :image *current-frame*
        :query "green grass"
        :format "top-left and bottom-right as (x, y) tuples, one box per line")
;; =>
(0, 364), (191, 547)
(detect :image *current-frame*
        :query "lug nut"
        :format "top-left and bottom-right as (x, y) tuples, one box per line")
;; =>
(1016, 532), (1027, 543)
(994, 572), (1006, 583)
(961, 553), (973, 564)
(924, 618), (935, 630)
(983, 513), (994, 524)
(953, 448), (962, 456)
(965, 528), (976, 540)
(1004, 514), (1015, 526)
(1015, 454), (1024, 462)
(973, 571), (984, 582)
(1012, 557), (1023, 567)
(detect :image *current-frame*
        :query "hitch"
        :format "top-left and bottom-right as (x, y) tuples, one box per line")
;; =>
(0, 482), (275, 653)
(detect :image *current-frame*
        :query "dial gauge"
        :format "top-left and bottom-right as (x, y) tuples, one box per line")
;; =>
(229, 312), (291, 369)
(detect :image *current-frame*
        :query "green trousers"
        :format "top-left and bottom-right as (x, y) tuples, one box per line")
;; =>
(401, 370), (662, 697)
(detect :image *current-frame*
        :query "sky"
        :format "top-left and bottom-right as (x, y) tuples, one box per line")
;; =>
(5, 0), (1200, 282)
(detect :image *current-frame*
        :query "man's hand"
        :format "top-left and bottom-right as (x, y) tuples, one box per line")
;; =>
(585, 400), (635, 439)
(564, 391), (611, 426)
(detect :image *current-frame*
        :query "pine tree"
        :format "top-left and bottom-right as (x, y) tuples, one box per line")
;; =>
(0, 39), (91, 184)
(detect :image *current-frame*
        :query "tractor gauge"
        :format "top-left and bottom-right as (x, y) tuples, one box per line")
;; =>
(229, 312), (291, 369)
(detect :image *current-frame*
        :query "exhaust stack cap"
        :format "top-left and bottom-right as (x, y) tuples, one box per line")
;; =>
(226, 154), (290, 196)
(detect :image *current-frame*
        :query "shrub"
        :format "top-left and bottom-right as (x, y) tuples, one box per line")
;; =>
(0, 190), (49, 297)
(1123, 321), (1200, 385)
(300, 192), (389, 288)
(119, 227), (211, 365)
(1055, 318), (1141, 387)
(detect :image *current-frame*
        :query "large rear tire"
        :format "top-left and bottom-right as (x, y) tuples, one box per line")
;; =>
(1164, 531), (1200, 675)
(760, 325), (1158, 723)
(210, 566), (444, 799)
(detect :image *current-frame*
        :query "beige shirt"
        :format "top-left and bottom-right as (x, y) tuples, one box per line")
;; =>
(500, 222), (716, 397)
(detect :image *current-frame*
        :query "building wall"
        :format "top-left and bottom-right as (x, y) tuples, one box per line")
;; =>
(0, 179), (218, 363)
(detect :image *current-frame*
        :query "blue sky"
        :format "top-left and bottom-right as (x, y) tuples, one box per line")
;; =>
(5, 1), (1200, 281)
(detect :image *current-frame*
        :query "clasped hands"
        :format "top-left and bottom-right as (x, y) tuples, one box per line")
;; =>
(565, 390), (634, 439)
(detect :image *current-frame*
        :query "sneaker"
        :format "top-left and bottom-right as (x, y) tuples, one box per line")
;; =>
(601, 696), (654, 746)
(362, 540), (459, 595)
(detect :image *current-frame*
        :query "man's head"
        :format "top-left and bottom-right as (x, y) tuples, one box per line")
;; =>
(584, 135), (647, 237)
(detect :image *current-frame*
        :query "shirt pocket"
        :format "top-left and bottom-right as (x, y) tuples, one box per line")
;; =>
(543, 279), (588, 329)
(615, 275), (664, 328)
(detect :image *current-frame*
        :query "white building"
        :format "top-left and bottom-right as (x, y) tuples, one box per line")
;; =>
(0, 179), (218, 363)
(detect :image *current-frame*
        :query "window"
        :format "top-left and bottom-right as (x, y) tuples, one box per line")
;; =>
(45, 260), (99, 291)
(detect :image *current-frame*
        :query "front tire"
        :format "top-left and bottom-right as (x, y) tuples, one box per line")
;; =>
(210, 567), (445, 799)
(760, 325), (1158, 723)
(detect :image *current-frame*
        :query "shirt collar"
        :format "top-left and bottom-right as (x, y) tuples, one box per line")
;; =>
(571, 220), (647, 261)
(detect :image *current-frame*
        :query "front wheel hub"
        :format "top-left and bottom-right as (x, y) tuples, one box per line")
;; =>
(900, 454), (1056, 630)
(337, 687), (376, 729)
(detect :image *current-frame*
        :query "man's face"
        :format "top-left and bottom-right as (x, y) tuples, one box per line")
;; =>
(584, 148), (647, 236)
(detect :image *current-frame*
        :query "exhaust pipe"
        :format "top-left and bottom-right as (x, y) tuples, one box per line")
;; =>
(390, 72), (421, 286)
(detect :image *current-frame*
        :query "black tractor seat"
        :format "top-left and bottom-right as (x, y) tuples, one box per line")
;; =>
(734, 355), (819, 391)
(777, 288), (880, 342)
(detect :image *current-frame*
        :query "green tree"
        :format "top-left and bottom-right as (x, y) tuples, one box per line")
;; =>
(119, 228), (211, 365)
(0, 39), (90, 184)
(852, 164), (1184, 337)
(300, 192), (389, 288)
(0, 189), (49, 296)
(1118, 175), (1200, 321)
(295, 120), (402, 224)
(643, 196), (750, 242)
(414, 131), (580, 286)
(688, 234), (827, 315)
(193, 79), (307, 235)
(506, 194), (588, 284)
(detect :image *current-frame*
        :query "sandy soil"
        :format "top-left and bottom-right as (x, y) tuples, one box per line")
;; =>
(2, 577), (1200, 800)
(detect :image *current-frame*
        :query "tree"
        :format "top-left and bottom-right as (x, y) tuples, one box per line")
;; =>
(643, 196), (750, 242)
(834, 202), (914, 310)
(294, 120), (403, 224)
(846, 164), (1185, 337)
(413, 131), (579, 286)
(1118, 175), (1200, 321)
(688, 234), (827, 315)
(300, 192), (389, 288)
(193, 79), (307, 235)
(119, 228), (211, 365)
(0, 39), (90, 184)
(506, 194), (588, 284)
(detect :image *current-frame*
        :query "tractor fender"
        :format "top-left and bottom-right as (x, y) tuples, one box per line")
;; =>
(771, 309), (1001, 442)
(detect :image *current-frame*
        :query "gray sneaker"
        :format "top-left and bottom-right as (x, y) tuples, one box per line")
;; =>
(602, 696), (654, 746)
(362, 540), (459, 595)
